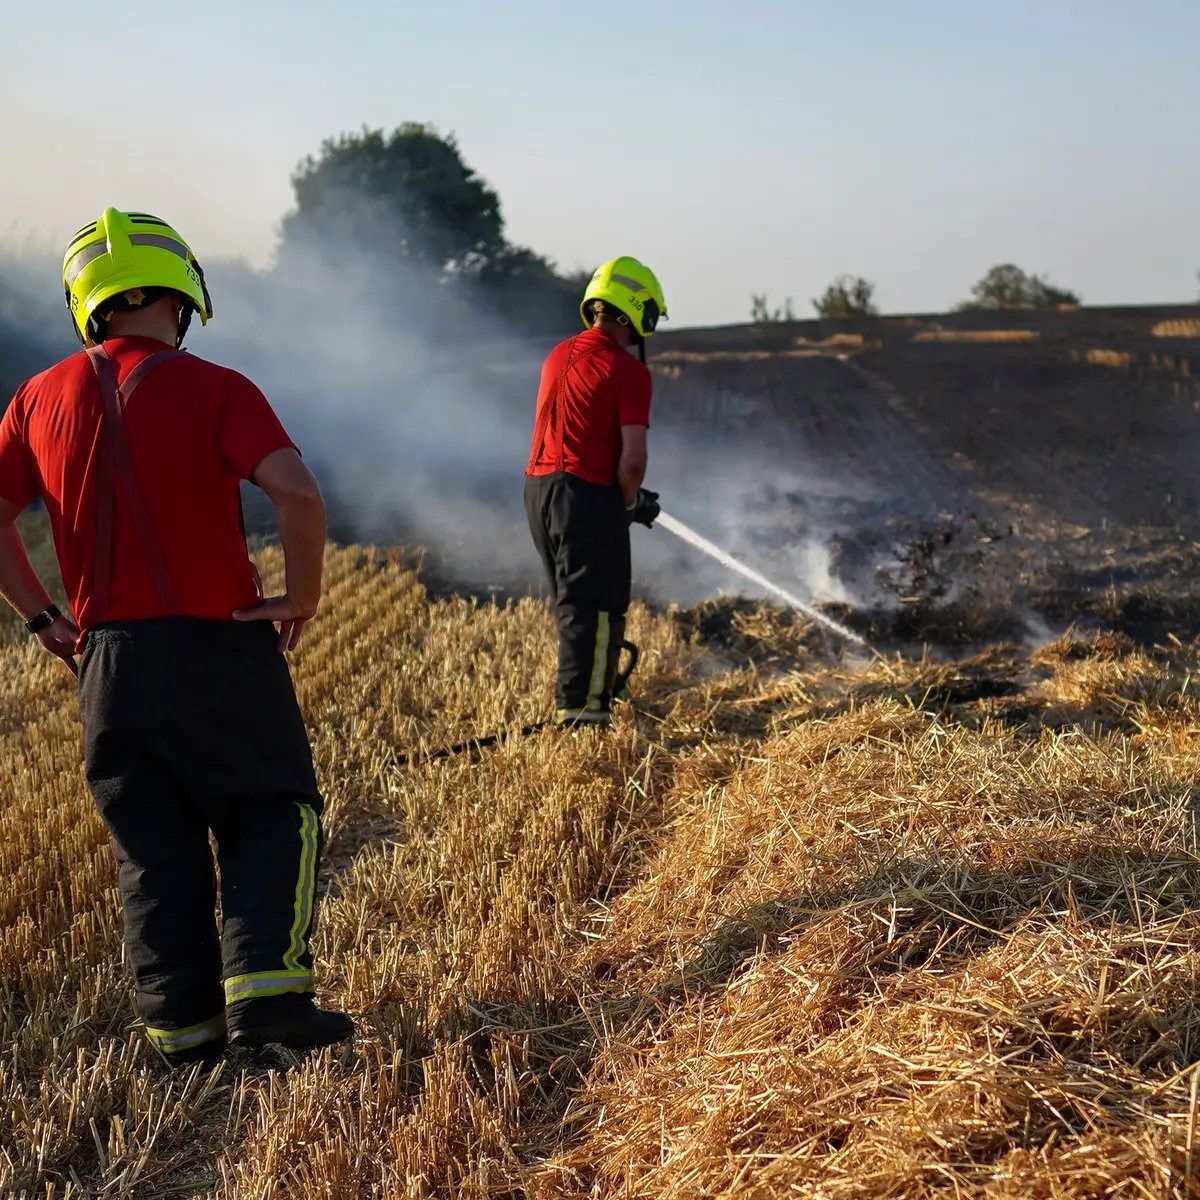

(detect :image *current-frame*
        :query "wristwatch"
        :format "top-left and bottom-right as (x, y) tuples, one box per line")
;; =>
(25, 604), (62, 635)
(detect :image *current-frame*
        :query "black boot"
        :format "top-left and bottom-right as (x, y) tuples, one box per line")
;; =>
(155, 1035), (228, 1073)
(555, 708), (612, 729)
(228, 995), (354, 1052)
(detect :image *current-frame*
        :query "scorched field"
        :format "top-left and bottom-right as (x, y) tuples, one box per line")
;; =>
(6, 528), (1200, 1197)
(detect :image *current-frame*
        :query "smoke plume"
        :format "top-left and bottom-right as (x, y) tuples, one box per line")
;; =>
(0, 208), (893, 615)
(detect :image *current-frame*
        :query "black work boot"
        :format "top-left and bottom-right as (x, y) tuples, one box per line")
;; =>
(231, 1007), (354, 1051)
(155, 1035), (228, 1073)
(228, 994), (354, 1053)
(555, 708), (612, 730)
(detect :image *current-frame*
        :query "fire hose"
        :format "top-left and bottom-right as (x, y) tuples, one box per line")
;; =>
(394, 641), (640, 767)
(395, 510), (870, 767)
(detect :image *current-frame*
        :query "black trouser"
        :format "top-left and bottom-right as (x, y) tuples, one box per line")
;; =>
(78, 618), (324, 1059)
(524, 472), (631, 721)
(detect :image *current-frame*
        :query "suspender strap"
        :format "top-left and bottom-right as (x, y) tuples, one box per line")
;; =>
(86, 345), (185, 623)
(526, 335), (604, 474)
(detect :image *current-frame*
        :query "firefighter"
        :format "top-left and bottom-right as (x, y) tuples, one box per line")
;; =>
(525, 256), (666, 725)
(0, 208), (352, 1069)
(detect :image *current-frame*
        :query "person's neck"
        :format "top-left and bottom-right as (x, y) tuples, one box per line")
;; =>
(593, 318), (632, 348)
(105, 314), (179, 346)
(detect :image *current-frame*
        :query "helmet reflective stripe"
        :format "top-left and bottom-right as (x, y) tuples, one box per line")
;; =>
(63, 241), (109, 286)
(609, 273), (646, 293)
(67, 234), (191, 286)
(128, 233), (191, 257)
(65, 224), (99, 254)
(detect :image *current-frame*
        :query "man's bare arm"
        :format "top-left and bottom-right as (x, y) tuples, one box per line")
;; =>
(0, 499), (79, 672)
(0, 501), (52, 619)
(233, 449), (326, 652)
(618, 425), (648, 506)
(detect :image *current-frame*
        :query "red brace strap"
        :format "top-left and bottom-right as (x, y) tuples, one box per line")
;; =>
(86, 345), (184, 623)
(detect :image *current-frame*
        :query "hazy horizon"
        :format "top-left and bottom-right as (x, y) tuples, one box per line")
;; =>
(4, 1), (1199, 326)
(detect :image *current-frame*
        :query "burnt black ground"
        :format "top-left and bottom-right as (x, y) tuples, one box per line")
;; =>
(299, 305), (1200, 651)
(640, 306), (1200, 648)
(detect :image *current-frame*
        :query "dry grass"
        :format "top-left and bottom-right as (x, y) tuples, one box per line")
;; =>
(1085, 349), (1135, 369)
(792, 333), (868, 350)
(1078, 348), (1195, 386)
(1151, 320), (1200, 339)
(652, 345), (876, 365)
(913, 330), (1040, 344)
(5, 546), (1200, 1196)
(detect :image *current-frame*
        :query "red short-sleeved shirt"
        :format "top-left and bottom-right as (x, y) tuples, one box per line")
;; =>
(0, 336), (296, 632)
(526, 327), (652, 485)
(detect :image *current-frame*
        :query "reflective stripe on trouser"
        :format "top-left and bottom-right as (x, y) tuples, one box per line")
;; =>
(285, 802), (319, 970)
(555, 612), (616, 725)
(524, 473), (631, 715)
(225, 969), (315, 1003)
(224, 802), (319, 1005)
(587, 612), (612, 710)
(79, 619), (326, 1041)
(145, 1014), (226, 1055)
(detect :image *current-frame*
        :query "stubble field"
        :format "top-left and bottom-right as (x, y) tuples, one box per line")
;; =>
(6, 537), (1200, 1197)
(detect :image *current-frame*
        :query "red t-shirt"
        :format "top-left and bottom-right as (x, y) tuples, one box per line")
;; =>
(526, 327), (652, 485)
(0, 336), (296, 632)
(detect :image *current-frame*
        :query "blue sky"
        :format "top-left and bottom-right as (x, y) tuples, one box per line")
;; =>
(2, 1), (1197, 325)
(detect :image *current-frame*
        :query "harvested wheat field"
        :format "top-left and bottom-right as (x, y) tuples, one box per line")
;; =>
(6, 539), (1200, 1197)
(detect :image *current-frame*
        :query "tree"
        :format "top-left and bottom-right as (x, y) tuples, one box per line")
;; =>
(750, 294), (796, 323)
(963, 263), (1080, 310)
(277, 123), (578, 333)
(282, 123), (505, 272)
(465, 244), (581, 331)
(813, 276), (878, 319)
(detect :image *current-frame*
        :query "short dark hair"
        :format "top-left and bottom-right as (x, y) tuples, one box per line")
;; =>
(89, 287), (185, 344)
(588, 299), (644, 344)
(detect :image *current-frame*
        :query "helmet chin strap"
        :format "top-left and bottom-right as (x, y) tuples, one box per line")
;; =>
(175, 303), (194, 349)
(613, 310), (647, 361)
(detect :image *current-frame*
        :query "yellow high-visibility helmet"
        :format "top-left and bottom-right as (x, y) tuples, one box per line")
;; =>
(62, 207), (213, 347)
(580, 256), (667, 339)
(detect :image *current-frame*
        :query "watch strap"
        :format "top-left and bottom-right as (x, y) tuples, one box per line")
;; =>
(25, 605), (62, 635)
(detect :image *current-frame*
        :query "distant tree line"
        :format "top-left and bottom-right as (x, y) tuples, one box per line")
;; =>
(814, 276), (879, 319)
(961, 264), (1079, 311)
(0, 121), (588, 400)
(753, 263), (1082, 323)
(279, 122), (585, 337)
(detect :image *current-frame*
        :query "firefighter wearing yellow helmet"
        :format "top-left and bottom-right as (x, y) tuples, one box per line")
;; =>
(525, 256), (667, 726)
(579, 255), (667, 351)
(0, 207), (352, 1069)
(62, 207), (213, 348)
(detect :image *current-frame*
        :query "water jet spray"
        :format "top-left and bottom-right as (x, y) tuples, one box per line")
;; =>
(655, 511), (871, 649)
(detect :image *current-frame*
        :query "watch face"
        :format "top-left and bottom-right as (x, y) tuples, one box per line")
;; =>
(27, 606), (58, 633)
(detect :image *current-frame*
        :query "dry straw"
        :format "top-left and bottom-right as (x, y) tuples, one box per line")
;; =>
(4, 550), (1200, 1196)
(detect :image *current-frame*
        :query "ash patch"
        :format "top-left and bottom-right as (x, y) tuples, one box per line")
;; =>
(871, 515), (1015, 604)
(674, 596), (825, 669)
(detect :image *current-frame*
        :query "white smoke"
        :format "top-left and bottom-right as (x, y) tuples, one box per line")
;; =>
(2, 212), (870, 612)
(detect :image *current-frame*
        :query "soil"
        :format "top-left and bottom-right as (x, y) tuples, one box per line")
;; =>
(645, 304), (1200, 649)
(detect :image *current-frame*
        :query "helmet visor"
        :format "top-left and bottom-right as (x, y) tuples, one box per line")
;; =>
(641, 298), (661, 335)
